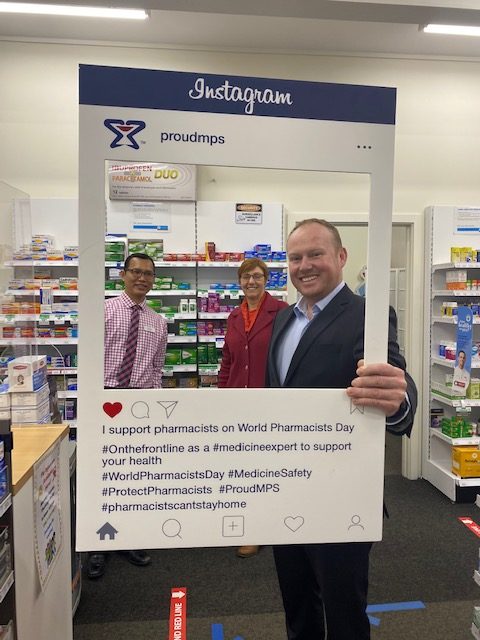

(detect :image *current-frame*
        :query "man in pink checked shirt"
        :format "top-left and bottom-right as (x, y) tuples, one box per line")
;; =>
(104, 253), (167, 389)
(87, 253), (167, 579)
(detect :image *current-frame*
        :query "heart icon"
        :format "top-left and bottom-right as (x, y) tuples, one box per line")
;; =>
(103, 402), (122, 418)
(284, 516), (304, 532)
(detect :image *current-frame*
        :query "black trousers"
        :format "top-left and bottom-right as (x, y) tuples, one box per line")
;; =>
(273, 542), (372, 640)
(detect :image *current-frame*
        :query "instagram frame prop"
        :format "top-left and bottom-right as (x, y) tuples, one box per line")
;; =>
(78, 66), (396, 551)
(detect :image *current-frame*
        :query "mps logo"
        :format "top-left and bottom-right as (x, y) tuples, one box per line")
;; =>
(104, 119), (146, 149)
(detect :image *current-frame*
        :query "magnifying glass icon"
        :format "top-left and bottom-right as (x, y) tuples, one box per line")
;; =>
(162, 518), (182, 539)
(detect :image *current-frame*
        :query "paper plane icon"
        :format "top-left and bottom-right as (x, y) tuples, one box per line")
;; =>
(157, 401), (178, 418)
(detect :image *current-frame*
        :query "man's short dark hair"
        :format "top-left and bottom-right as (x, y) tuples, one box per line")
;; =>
(124, 253), (156, 272)
(288, 218), (343, 250)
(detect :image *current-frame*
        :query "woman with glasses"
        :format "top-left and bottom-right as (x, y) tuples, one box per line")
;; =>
(218, 257), (288, 558)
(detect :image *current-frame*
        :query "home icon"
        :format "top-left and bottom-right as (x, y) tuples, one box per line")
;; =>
(96, 522), (118, 541)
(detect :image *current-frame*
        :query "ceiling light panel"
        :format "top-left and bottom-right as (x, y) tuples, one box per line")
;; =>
(0, 2), (149, 19)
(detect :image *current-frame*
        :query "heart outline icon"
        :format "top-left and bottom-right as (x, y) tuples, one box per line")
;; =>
(103, 402), (122, 418)
(284, 516), (304, 532)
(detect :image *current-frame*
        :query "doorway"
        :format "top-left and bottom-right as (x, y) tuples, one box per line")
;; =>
(286, 212), (423, 480)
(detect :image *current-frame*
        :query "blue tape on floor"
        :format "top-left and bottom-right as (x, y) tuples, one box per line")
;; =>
(211, 623), (243, 640)
(367, 601), (425, 613)
(211, 624), (224, 640)
(210, 602), (424, 637)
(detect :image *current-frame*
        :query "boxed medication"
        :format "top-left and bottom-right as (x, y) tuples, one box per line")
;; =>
(10, 383), (49, 408)
(181, 348), (197, 365)
(452, 446), (480, 478)
(8, 355), (47, 392)
(11, 399), (50, 424)
(0, 385), (9, 410)
(205, 242), (216, 261)
(165, 349), (182, 366)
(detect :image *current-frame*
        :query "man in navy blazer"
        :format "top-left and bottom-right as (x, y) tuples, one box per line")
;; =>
(267, 218), (417, 640)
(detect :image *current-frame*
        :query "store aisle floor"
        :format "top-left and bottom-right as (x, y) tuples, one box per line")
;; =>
(74, 438), (480, 640)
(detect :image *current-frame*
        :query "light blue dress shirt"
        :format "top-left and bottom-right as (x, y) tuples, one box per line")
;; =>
(276, 282), (345, 385)
(274, 281), (410, 426)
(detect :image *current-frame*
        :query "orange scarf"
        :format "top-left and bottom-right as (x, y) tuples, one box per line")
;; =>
(241, 293), (266, 333)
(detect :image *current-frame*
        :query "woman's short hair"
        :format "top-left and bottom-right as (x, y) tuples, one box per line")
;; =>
(238, 257), (269, 281)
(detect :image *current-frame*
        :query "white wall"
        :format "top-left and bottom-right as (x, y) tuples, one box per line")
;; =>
(1, 40), (480, 213)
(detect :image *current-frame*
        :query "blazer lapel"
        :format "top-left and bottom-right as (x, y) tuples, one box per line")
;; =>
(269, 305), (296, 386)
(247, 295), (278, 341)
(229, 308), (246, 339)
(284, 286), (353, 385)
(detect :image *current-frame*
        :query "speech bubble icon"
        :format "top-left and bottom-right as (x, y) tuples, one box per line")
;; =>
(162, 519), (182, 538)
(131, 401), (149, 419)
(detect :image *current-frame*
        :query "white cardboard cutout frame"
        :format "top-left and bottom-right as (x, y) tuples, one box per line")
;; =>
(77, 67), (395, 551)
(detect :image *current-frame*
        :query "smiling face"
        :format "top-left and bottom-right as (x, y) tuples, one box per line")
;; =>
(458, 350), (466, 369)
(121, 257), (155, 303)
(239, 266), (267, 308)
(287, 222), (347, 309)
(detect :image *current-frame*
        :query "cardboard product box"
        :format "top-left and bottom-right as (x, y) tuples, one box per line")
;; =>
(179, 377), (198, 388)
(165, 349), (182, 366)
(207, 343), (219, 364)
(161, 378), (177, 388)
(197, 344), (209, 364)
(11, 399), (50, 424)
(10, 383), (49, 408)
(8, 356), (47, 392)
(452, 446), (480, 478)
(430, 407), (444, 430)
(181, 348), (197, 365)
(468, 379), (480, 400)
(0, 386), (10, 410)
(205, 242), (216, 261)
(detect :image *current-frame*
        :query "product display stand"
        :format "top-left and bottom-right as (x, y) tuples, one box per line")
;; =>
(12, 425), (73, 640)
(424, 205), (480, 502)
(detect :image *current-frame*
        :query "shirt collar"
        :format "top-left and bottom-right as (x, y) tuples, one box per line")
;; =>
(120, 291), (147, 309)
(294, 281), (345, 319)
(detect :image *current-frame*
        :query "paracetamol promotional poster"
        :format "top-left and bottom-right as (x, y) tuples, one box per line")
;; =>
(77, 65), (396, 551)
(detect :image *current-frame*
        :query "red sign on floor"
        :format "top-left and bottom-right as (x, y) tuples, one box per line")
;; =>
(459, 517), (480, 538)
(169, 587), (187, 640)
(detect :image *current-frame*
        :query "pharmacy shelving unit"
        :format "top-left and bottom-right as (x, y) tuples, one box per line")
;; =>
(0, 259), (79, 424)
(424, 206), (480, 502)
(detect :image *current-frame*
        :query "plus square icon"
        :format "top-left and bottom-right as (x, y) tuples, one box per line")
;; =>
(222, 516), (244, 537)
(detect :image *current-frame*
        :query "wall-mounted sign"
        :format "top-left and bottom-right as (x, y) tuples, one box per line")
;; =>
(235, 203), (263, 225)
(108, 162), (196, 201)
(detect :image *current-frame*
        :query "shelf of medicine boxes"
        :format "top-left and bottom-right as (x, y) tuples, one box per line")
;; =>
(197, 261), (287, 269)
(427, 275), (480, 496)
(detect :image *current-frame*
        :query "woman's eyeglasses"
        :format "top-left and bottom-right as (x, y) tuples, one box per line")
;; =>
(240, 273), (265, 282)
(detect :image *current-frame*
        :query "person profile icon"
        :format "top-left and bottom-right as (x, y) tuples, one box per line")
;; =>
(348, 515), (364, 530)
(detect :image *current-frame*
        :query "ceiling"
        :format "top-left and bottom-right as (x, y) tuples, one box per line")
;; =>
(2, 0), (480, 58)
